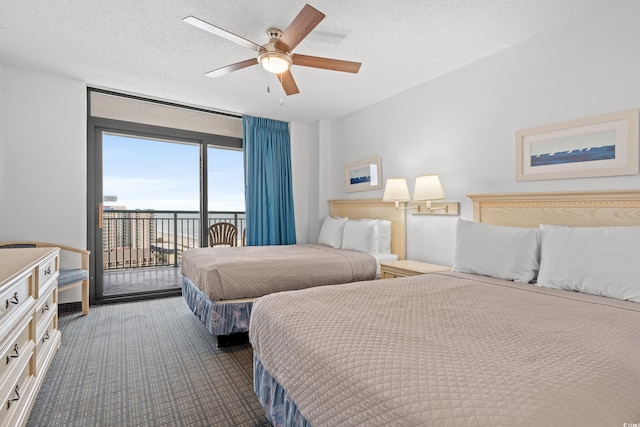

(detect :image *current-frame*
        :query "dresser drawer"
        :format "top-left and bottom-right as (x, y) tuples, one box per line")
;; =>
(35, 286), (56, 328)
(0, 352), (35, 427)
(37, 254), (58, 299)
(0, 315), (33, 388)
(0, 273), (34, 340)
(35, 313), (59, 374)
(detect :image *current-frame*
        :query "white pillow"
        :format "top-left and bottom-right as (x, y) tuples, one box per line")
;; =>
(342, 220), (379, 253)
(452, 219), (540, 283)
(537, 224), (640, 302)
(358, 218), (392, 253)
(318, 216), (348, 248)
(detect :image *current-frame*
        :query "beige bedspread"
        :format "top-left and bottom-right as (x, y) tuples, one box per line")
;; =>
(250, 272), (640, 426)
(180, 244), (376, 301)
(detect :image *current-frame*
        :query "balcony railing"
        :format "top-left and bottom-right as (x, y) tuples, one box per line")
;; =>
(102, 210), (246, 271)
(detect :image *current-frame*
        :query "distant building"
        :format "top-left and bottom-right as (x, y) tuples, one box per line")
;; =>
(103, 247), (155, 269)
(102, 206), (157, 257)
(102, 206), (157, 269)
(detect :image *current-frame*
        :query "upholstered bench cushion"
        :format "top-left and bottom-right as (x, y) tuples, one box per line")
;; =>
(59, 269), (89, 287)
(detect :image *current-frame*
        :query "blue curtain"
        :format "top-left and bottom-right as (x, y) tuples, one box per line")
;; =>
(243, 115), (296, 246)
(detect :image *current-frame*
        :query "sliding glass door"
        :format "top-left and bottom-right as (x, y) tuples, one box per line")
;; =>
(89, 125), (243, 304)
(207, 145), (246, 245)
(99, 131), (200, 298)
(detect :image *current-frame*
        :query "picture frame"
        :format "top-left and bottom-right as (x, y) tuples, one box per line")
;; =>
(515, 109), (639, 181)
(345, 155), (382, 193)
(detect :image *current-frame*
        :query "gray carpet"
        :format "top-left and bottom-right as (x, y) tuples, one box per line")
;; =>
(27, 297), (270, 427)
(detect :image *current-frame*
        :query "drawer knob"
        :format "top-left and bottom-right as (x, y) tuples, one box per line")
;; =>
(5, 344), (19, 365)
(7, 384), (20, 409)
(42, 330), (50, 343)
(42, 302), (50, 313)
(5, 292), (19, 309)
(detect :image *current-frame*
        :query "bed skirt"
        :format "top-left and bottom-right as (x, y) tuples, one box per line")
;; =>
(181, 275), (253, 336)
(254, 353), (311, 427)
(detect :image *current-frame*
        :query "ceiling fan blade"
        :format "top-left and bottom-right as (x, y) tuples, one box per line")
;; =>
(293, 54), (361, 73)
(205, 58), (258, 78)
(183, 16), (262, 51)
(278, 70), (300, 96)
(276, 4), (325, 52)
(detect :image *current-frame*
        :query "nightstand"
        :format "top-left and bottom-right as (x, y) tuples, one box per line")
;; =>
(379, 260), (450, 279)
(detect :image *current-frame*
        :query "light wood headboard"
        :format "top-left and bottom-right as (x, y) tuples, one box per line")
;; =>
(329, 199), (406, 260)
(468, 189), (640, 227)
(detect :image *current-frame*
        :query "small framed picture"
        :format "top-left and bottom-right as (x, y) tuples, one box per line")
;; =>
(515, 110), (639, 181)
(345, 155), (382, 193)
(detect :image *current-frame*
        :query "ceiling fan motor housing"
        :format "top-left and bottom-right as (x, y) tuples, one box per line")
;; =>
(258, 28), (293, 73)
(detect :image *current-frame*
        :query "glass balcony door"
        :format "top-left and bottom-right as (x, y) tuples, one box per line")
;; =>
(97, 131), (201, 300)
(87, 90), (244, 305)
(207, 145), (246, 245)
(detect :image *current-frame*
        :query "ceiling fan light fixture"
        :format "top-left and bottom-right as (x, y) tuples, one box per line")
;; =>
(259, 51), (292, 74)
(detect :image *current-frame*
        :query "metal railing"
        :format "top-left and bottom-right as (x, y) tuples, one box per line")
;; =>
(102, 209), (246, 271)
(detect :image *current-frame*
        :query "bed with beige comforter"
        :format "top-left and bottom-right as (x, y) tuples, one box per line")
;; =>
(181, 244), (377, 340)
(249, 271), (640, 426)
(181, 243), (376, 301)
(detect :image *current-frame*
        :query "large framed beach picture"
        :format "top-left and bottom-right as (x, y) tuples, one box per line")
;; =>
(515, 109), (639, 181)
(345, 155), (382, 192)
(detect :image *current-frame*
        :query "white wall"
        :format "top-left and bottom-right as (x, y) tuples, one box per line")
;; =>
(290, 122), (310, 243)
(290, 119), (332, 244)
(2, 66), (86, 303)
(325, 0), (640, 266)
(0, 63), (5, 211)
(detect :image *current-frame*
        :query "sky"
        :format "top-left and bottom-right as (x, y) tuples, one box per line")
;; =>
(102, 133), (245, 212)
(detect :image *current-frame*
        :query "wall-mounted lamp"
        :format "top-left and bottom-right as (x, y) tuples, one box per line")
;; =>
(382, 178), (411, 209)
(382, 175), (459, 216)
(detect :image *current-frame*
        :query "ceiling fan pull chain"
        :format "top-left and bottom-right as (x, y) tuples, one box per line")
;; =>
(279, 74), (284, 105)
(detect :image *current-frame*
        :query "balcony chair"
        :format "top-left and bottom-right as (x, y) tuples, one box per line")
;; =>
(0, 241), (90, 315)
(208, 222), (238, 247)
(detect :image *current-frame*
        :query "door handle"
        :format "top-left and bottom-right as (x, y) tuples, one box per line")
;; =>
(98, 202), (103, 229)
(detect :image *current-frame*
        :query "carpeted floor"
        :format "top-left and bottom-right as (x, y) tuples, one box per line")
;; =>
(27, 297), (271, 427)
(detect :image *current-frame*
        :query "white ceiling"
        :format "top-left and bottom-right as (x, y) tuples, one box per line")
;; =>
(0, 0), (623, 123)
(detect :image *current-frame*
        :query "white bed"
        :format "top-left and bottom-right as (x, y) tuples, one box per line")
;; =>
(249, 189), (640, 426)
(181, 199), (406, 346)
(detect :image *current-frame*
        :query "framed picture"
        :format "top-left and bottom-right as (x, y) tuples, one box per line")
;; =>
(345, 155), (382, 193)
(515, 109), (639, 181)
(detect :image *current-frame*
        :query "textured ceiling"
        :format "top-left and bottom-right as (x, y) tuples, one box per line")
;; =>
(0, 0), (623, 122)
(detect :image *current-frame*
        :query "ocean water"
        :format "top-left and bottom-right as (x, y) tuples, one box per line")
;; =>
(531, 145), (615, 167)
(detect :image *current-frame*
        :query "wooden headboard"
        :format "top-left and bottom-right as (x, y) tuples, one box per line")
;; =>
(329, 199), (407, 260)
(468, 189), (640, 227)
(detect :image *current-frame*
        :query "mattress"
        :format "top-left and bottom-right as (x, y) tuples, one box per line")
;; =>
(371, 252), (398, 278)
(249, 271), (640, 426)
(181, 243), (377, 301)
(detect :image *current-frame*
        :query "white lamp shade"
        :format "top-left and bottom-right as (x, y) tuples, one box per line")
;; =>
(413, 175), (445, 201)
(383, 178), (411, 202)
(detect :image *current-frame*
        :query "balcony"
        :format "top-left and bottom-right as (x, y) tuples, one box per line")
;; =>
(102, 209), (245, 296)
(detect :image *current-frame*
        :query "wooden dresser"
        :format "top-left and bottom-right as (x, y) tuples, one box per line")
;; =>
(0, 248), (61, 427)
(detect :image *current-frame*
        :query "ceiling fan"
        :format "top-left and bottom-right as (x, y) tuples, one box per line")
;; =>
(183, 4), (361, 96)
